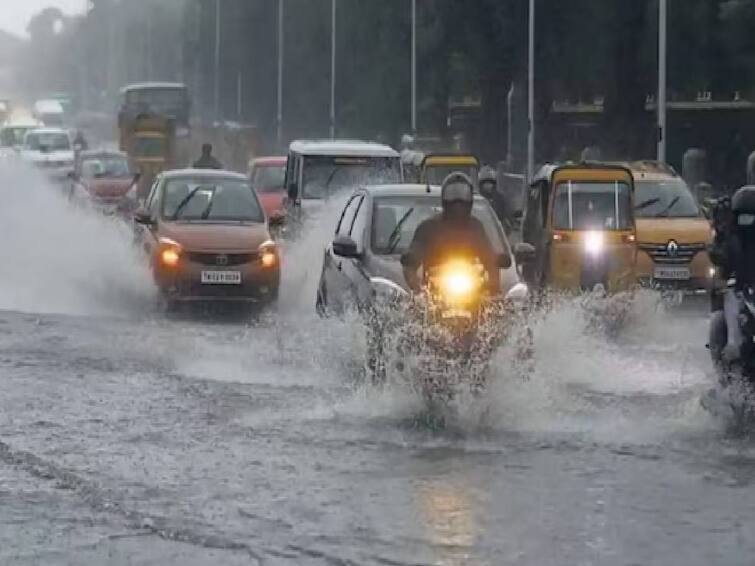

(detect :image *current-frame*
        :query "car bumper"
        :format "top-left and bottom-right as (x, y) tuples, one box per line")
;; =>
(636, 248), (715, 294)
(154, 259), (280, 303)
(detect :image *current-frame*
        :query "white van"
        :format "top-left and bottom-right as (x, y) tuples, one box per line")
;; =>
(284, 140), (402, 215)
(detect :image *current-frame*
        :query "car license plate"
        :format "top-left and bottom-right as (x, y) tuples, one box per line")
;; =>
(654, 265), (691, 280)
(201, 271), (241, 285)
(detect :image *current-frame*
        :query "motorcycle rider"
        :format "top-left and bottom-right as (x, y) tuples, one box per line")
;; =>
(478, 165), (513, 234)
(401, 172), (506, 295)
(193, 143), (223, 170)
(709, 186), (755, 361)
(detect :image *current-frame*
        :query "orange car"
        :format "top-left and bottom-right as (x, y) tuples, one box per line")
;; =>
(628, 161), (714, 296)
(134, 169), (280, 306)
(249, 156), (287, 220)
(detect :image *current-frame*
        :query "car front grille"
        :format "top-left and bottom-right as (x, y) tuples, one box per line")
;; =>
(639, 243), (706, 264)
(187, 252), (258, 267)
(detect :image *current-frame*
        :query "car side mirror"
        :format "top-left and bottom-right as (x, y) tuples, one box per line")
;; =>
(514, 242), (536, 264)
(497, 253), (512, 269)
(332, 234), (360, 258)
(133, 207), (155, 226)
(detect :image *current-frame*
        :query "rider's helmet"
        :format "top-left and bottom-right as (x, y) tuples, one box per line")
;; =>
(731, 186), (755, 236)
(478, 166), (497, 199)
(441, 172), (474, 217)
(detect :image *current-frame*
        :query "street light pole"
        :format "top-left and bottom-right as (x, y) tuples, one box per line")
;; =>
(411, 0), (416, 133)
(277, 0), (284, 147)
(527, 0), (535, 181)
(657, 0), (668, 162)
(214, 0), (221, 122)
(330, 0), (336, 139)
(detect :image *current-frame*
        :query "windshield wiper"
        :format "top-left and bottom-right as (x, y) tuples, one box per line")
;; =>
(200, 187), (218, 219)
(634, 197), (661, 211)
(386, 207), (414, 254)
(171, 187), (204, 220)
(655, 195), (680, 217)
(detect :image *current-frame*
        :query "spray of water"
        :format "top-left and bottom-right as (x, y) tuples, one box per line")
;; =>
(0, 159), (155, 317)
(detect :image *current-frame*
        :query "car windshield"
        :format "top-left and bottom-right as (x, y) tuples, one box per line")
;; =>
(162, 178), (263, 222)
(81, 156), (131, 179)
(252, 164), (285, 193)
(371, 196), (507, 255)
(552, 181), (633, 230)
(25, 132), (70, 151)
(634, 179), (700, 218)
(302, 156), (401, 199)
(424, 165), (479, 185)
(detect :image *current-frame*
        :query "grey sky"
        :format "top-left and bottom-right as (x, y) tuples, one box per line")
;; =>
(1, 0), (85, 37)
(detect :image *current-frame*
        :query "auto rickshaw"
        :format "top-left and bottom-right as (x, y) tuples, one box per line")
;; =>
(401, 150), (480, 185)
(422, 153), (479, 185)
(522, 163), (637, 293)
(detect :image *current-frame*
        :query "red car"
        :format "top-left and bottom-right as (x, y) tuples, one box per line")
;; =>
(72, 150), (138, 215)
(249, 156), (287, 220)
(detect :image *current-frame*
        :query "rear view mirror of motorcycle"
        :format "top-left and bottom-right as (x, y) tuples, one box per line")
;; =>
(497, 253), (512, 269)
(514, 242), (536, 264)
(332, 234), (360, 258)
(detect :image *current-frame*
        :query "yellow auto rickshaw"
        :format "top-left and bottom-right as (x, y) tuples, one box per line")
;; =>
(421, 153), (479, 185)
(521, 163), (637, 293)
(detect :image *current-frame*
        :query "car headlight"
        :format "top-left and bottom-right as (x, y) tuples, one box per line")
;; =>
(584, 231), (605, 256)
(158, 237), (182, 267)
(259, 240), (278, 268)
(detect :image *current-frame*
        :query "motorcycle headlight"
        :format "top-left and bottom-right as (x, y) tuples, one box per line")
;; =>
(437, 262), (481, 302)
(584, 231), (605, 256)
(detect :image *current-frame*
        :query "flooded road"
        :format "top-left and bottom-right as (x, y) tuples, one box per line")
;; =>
(1, 163), (755, 565)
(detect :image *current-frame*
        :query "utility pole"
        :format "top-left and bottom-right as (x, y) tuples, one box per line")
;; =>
(214, 0), (221, 122)
(657, 0), (668, 163)
(277, 0), (284, 147)
(527, 0), (535, 181)
(411, 0), (416, 134)
(330, 0), (337, 139)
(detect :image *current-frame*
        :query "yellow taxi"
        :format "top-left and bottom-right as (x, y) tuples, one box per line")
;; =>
(627, 161), (714, 295)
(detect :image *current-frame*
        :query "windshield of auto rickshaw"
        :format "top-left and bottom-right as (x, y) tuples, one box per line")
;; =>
(424, 165), (479, 185)
(552, 181), (633, 231)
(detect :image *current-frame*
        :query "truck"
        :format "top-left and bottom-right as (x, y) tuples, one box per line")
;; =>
(119, 112), (176, 199)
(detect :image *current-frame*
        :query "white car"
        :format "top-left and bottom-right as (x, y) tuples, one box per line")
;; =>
(20, 128), (75, 179)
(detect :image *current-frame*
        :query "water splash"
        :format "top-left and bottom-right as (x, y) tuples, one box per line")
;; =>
(0, 160), (154, 317)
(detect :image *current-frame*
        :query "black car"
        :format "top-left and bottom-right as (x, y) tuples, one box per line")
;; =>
(315, 184), (534, 314)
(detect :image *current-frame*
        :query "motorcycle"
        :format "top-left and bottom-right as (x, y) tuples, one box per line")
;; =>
(706, 283), (755, 422)
(366, 257), (530, 402)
